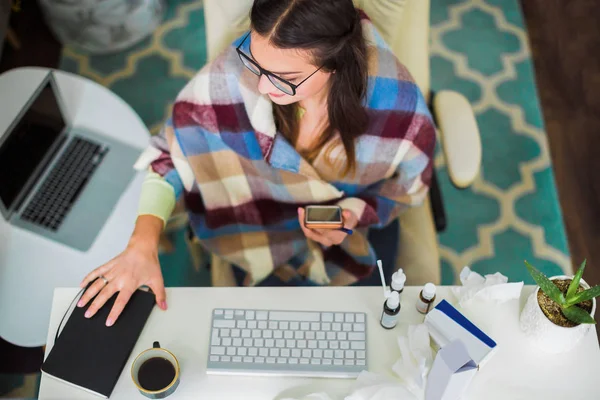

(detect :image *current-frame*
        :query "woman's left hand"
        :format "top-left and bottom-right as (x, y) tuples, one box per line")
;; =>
(298, 208), (359, 247)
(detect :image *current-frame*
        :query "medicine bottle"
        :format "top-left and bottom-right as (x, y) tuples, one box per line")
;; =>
(390, 269), (406, 298)
(380, 291), (401, 329)
(416, 283), (436, 314)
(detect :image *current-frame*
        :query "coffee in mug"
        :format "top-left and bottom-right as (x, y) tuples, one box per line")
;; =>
(131, 342), (180, 399)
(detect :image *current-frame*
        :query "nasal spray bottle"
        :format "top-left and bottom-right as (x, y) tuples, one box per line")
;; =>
(377, 260), (401, 329)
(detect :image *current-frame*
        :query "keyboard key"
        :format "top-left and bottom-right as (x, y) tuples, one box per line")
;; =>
(330, 341), (339, 349)
(297, 340), (307, 348)
(323, 359), (332, 365)
(265, 339), (275, 348)
(348, 332), (366, 341)
(242, 329), (251, 338)
(269, 321), (278, 330)
(292, 349), (301, 358)
(259, 348), (269, 357)
(308, 340), (318, 349)
(289, 358), (299, 364)
(244, 356), (253, 363)
(281, 349), (291, 357)
(246, 310), (255, 320)
(233, 356), (242, 363)
(324, 350), (334, 358)
(295, 331), (304, 339)
(222, 338), (232, 346)
(263, 330), (273, 339)
(221, 356), (231, 362)
(231, 329), (240, 337)
(357, 360), (366, 366)
(357, 351), (366, 359)
(290, 322), (300, 330)
(338, 332), (347, 341)
(284, 331), (294, 339)
(322, 313), (334, 322)
(276, 339), (285, 348)
(214, 309), (224, 315)
(227, 347), (236, 356)
(254, 339), (264, 347)
(302, 349), (312, 358)
(351, 341), (365, 350)
(270, 348), (279, 357)
(221, 328), (230, 337)
(300, 322), (310, 330)
(311, 359), (321, 365)
(332, 323), (342, 331)
(266, 357), (276, 364)
(341, 342), (350, 350)
(252, 330), (261, 338)
(322, 322), (331, 331)
(249, 348), (258, 356)
(306, 331), (315, 340)
(316, 332), (326, 340)
(256, 311), (268, 320)
(345, 314), (355, 323)
(238, 348), (247, 356)
(277, 358), (287, 364)
(211, 347), (225, 355)
(225, 310), (234, 319)
(258, 321), (268, 329)
(255, 357), (265, 363)
(345, 350), (355, 359)
(335, 313), (344, 322)
(212, 337), (221, 346)
(313, 349), (323, 358)
(319, 340), (328, 349)
(237, 320), (247, 329)
(334, 359), (343, 366)
(286, 339), (296, 348)
(280, 321), (289, 330)
(345, 360), (355, 366)
(311, 322), (320, 331)
(343, 323), (352, 332)
(353, 323), (365, 332)
(269, 311), (320, 322)
(233, 338), (242, 347)
(335, 350), (344, 359)
(356, 313), (365, 323)
(274, 330), (283, 339)
(244, 338), (253, 347)
(300, 358), (310, 365)
(327, 332), (336, 340)
(235, 310), (244, 316)
(214, 320), (236, 328)
(248, 321), (257, 329)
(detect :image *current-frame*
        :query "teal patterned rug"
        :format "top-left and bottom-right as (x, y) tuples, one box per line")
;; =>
(0, 1), (571, 398)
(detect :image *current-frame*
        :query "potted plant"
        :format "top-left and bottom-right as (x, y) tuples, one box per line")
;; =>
(520, 260), (600, 353)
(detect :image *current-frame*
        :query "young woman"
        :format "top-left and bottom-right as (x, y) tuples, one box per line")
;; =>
(78, 0), (435, 326)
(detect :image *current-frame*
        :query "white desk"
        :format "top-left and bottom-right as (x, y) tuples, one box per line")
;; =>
(0, 67), (150, 347)
(39, 286), (600, 400)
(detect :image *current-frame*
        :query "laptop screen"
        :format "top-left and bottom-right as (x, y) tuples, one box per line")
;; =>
(0, 79), (66, 213)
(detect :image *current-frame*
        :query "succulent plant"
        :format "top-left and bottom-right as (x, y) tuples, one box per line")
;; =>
(525, 260), (600, 325)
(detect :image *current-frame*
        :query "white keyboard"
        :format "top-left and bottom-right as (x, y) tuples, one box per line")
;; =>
(207, 309), (368, 378)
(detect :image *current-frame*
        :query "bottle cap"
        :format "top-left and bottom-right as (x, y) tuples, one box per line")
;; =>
(386, 291), (400, 309)
(422, 283), (436, 300)
(391, 269), (406, 290)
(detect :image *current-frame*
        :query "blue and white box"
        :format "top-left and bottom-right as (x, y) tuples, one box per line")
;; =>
(425, 300), (497, 368)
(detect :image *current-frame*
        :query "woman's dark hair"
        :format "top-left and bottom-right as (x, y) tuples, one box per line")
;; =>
(250, 0), (369, 176)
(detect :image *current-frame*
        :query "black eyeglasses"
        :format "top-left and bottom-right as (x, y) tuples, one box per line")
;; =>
(236, 32), (323, 96)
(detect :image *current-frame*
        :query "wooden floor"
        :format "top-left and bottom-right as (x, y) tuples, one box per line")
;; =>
(520, 0), (600, 327)
(0, 0), (599, 375)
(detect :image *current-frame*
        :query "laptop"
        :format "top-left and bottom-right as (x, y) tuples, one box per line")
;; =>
(0, 71), (141, 251)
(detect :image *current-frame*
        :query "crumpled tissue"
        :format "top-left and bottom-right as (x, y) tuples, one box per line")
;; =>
(451, 266), (523, 307)
(281, 324), (432, 400)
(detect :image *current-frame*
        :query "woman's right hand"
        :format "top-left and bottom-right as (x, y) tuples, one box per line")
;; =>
(77, 215), (167, 327)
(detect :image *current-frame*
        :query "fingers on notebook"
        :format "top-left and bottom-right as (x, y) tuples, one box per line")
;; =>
(85, 284), (116, 319)
(80, 262), (112, 288)
(106, 289), (134, 327)
(78, 277), (106, 308)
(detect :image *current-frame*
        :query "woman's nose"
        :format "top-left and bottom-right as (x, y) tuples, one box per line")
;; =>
(257, 74), (277, 95)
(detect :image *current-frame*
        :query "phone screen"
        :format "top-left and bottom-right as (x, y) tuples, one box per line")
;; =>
(306, 207), (342, 222)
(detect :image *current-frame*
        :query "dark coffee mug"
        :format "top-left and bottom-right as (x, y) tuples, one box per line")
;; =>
(131, 342), (180, 399)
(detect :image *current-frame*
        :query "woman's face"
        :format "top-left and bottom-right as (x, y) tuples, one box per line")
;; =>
(249, 32), (332, 106)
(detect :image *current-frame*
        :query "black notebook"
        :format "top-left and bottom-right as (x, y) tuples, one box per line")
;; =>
(41, 286), (156, 398)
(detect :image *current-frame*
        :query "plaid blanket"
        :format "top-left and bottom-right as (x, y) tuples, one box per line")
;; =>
(137, 15), (436, 285)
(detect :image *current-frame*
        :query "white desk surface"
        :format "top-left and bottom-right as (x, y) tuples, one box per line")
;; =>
(0, 67), (150, 347)
(39, 286), (600, 400)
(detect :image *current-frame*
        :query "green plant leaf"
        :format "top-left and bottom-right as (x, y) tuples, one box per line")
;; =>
(567, 285), (600, 307)
(525, 261), (565, 305)
(566, 259), (587, 301)
(562, 305), (596, 325)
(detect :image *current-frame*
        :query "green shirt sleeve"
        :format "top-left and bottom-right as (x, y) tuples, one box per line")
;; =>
(137, 172), (176, 226)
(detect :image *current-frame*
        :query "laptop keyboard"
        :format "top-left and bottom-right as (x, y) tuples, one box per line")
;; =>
(21, 137), (108, 231)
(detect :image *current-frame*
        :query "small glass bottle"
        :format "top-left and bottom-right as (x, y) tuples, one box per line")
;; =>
(416, 283), (436, 314)
(380, 291), (401, 329)
(390, 269), (406, 298)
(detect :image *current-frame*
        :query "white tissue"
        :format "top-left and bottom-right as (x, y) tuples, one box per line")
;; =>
(451, 267), (523, 307)
(391, 324), (433, 399)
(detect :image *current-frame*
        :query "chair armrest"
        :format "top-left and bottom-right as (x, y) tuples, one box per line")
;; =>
(432, 90), (482, 188)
